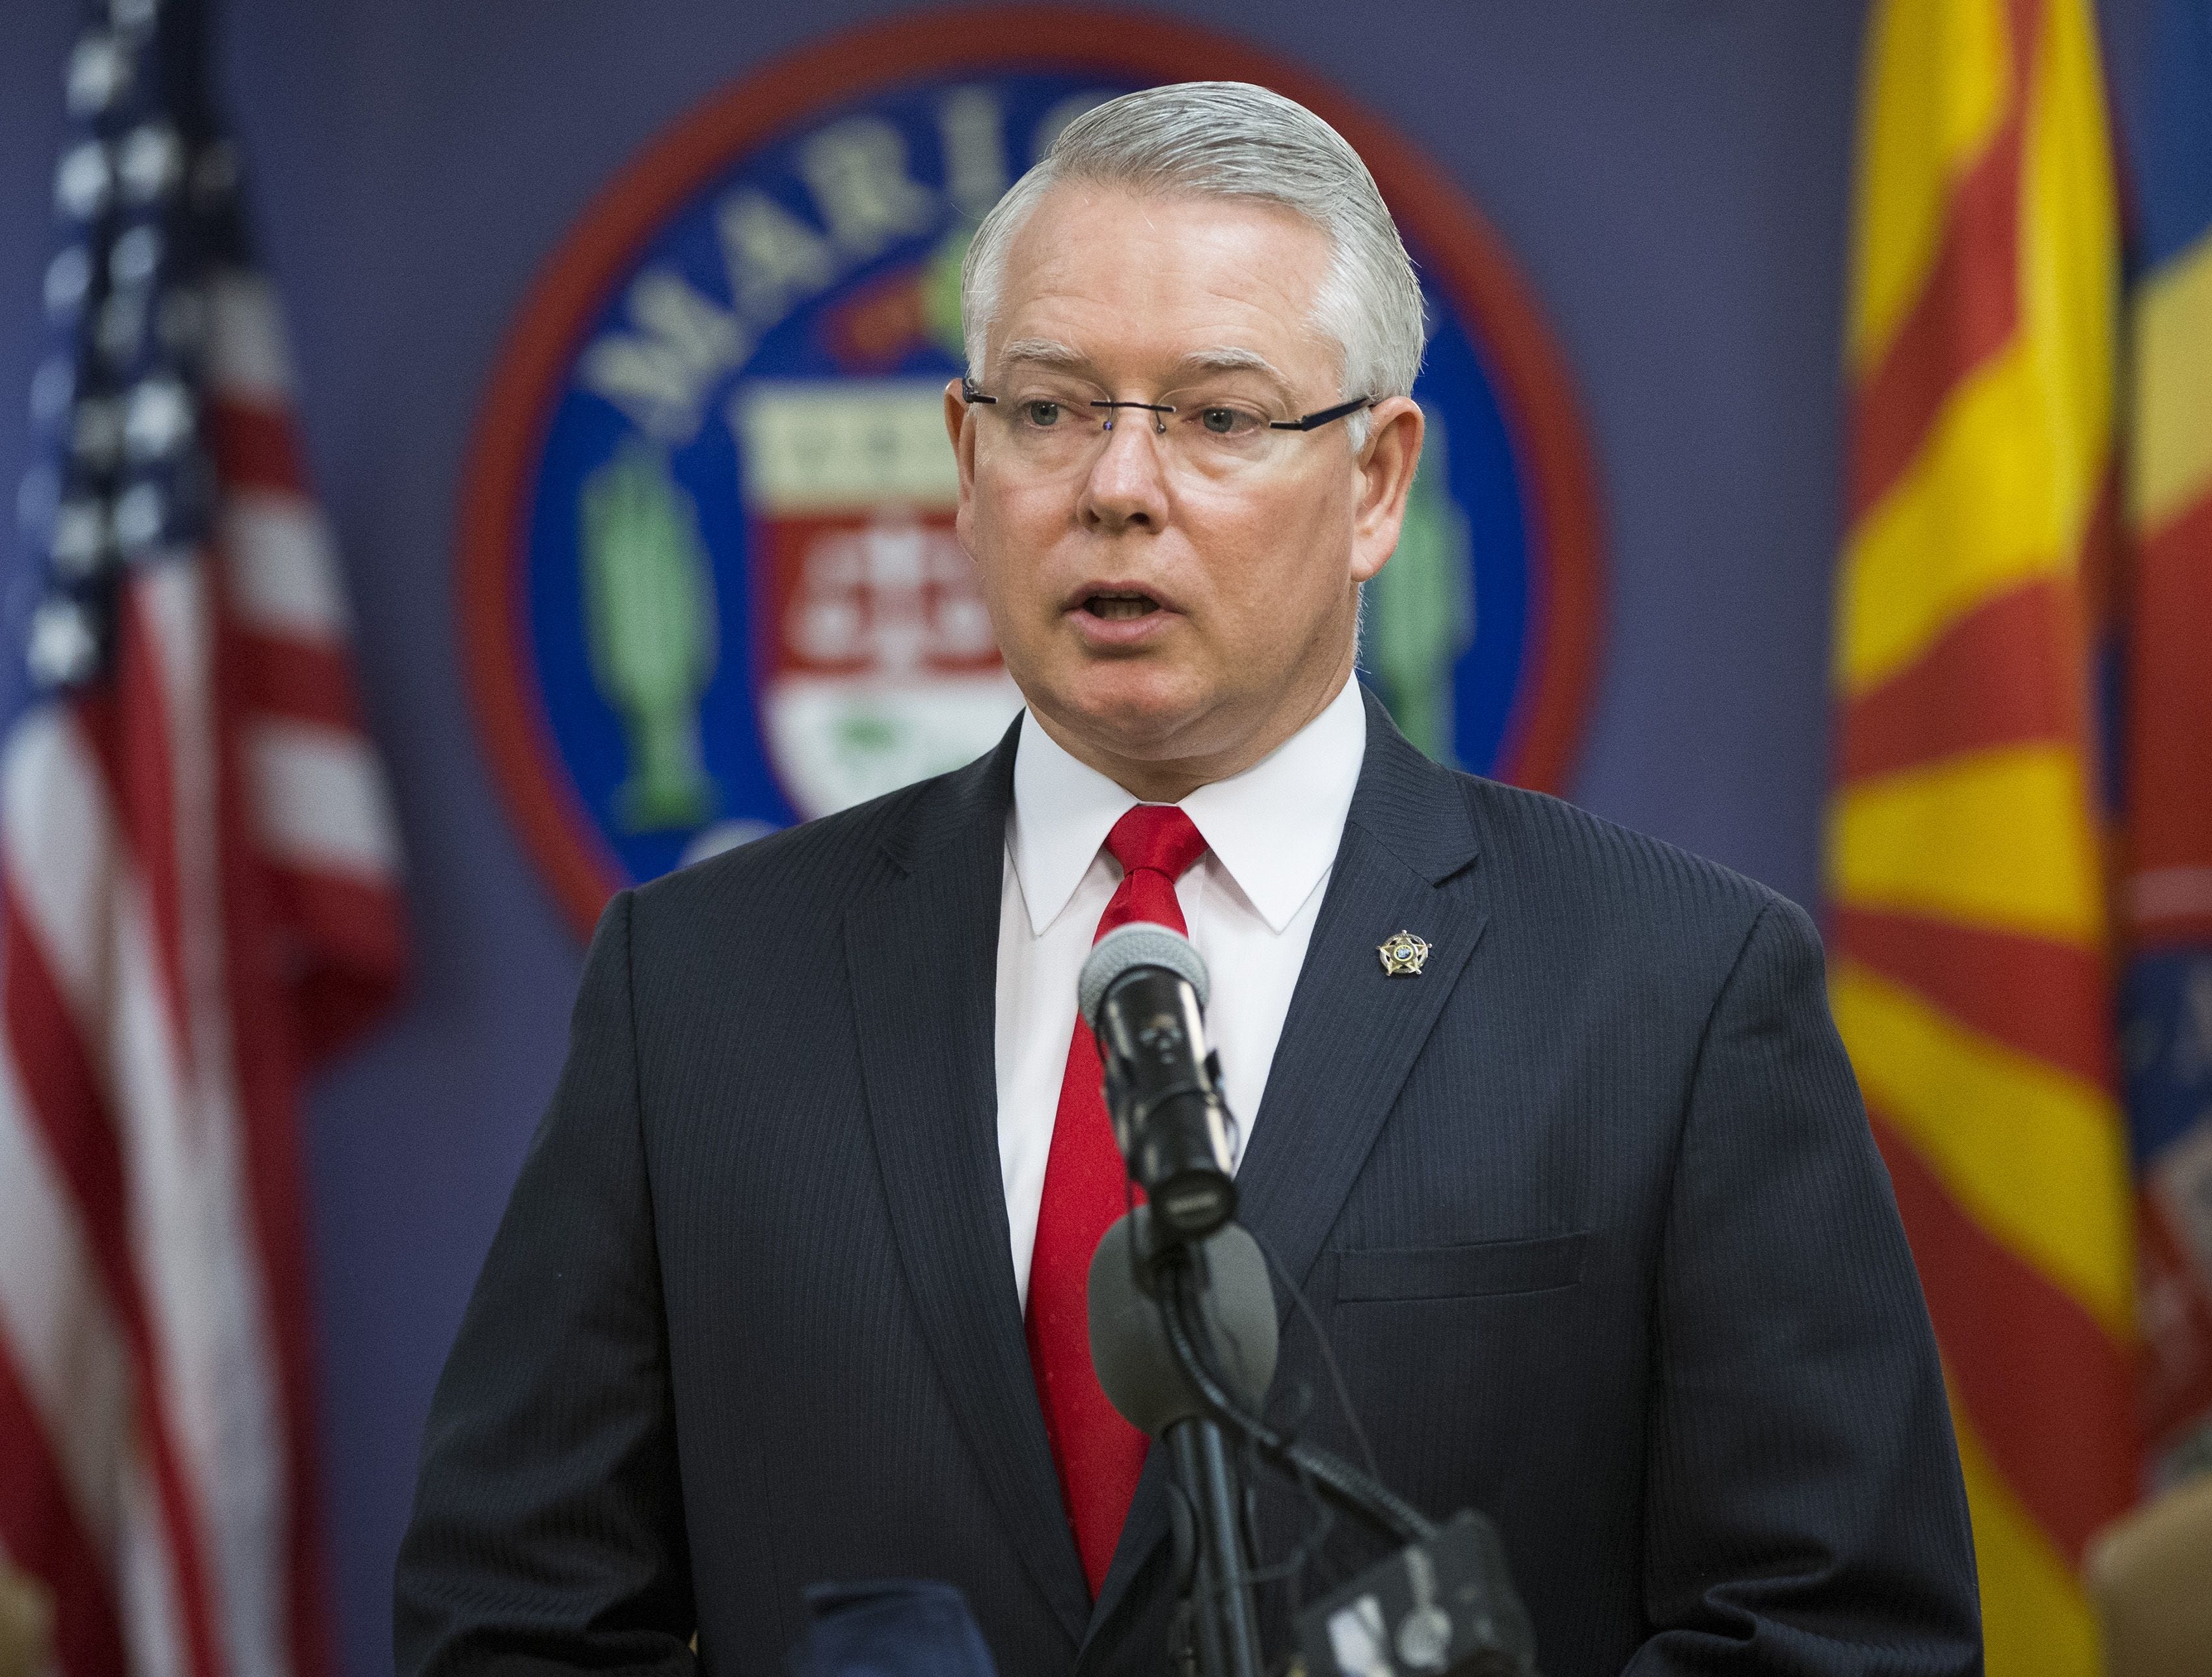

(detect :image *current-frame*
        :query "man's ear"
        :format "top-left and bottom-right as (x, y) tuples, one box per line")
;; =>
(1350, 397), (1425, 584)
(943, 378), (977, 497)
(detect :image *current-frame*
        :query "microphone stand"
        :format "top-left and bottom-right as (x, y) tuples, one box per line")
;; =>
(1155, 1263), (1435, 1548)
(1145, 1237), (1266, 1677)
(1084, 928), (1455, 1672)
(1135, 1216), (1433, 1677)
(1124, 1192), (1442, 1677)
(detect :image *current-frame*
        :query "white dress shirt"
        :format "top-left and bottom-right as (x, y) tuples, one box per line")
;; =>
(994, 675), (1368, 1308)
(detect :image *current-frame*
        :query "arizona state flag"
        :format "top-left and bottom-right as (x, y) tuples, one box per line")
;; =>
(1826, 1), (2137, 1671)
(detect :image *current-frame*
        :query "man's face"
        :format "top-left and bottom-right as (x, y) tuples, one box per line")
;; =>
(946, 183), (1422, 789)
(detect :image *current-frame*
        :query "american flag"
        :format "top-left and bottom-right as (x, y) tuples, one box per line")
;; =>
(1, 5), (407, 1677)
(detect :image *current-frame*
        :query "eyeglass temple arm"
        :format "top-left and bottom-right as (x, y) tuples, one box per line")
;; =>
(959, 377), (997, 405)
(1268, 395), (1376, 433)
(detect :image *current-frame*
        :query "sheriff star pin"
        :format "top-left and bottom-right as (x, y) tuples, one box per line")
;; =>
(1378, 930), (1430, 976)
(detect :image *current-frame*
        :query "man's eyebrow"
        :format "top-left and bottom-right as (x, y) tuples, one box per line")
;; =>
(995, 338), (1093, 373)
(1169, 347), (1295, 392)
(990, 342), (1297, 392)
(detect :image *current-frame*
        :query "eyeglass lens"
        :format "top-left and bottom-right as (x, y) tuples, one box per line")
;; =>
(964, 378), (1367, 475)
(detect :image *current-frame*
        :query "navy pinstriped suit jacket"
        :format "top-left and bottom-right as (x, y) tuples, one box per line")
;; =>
(395, 691), (1981, 1676)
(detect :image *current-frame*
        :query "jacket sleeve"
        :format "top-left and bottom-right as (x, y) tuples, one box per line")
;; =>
(394, 891), (697, 1677)
(1628, 897), (1982, 1675)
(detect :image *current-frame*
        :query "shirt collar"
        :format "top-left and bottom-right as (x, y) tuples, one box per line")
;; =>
(1008, 674), (1367, 937)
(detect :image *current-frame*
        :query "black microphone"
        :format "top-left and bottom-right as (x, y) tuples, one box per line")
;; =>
(1088, 1208), (1279, 1436)
(1078, 923), (1238, 1241)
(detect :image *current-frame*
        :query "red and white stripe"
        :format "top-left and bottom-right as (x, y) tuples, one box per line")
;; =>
(1, 273), (405, 1677)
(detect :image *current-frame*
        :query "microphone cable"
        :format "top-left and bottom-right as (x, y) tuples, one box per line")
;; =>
(1158, 1252), (1437, 1548)
(1249, 1226), (1384, 1488)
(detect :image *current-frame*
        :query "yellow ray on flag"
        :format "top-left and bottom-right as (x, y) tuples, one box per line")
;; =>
(1838, 333), (2101, 694)
(1831, 959), (2133, 1339)
(1829, 744), (2106, 946)
(2130, 228), (2212, 531)
(1848, 0), (2014, 374)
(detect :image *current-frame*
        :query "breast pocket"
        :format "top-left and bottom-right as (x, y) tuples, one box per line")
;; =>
(1332, 1231), (1587, 1302)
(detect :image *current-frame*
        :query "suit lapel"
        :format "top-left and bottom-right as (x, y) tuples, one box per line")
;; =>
(1086, 692), (1489, 1643)
(845, 729), (1093, 1645)
(1233, 694), (1487, 1290)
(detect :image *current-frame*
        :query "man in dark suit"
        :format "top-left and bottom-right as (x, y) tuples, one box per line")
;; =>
(396, 82), (1980, 1676)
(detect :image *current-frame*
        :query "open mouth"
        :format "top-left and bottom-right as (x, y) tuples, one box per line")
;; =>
(1081, 591), (1162, 621)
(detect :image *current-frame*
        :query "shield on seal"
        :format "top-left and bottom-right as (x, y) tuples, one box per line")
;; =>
(732, 379), (1020, 821)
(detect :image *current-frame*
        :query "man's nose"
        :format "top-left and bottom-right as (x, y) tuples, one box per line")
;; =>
(1077, 416), (1171, 532)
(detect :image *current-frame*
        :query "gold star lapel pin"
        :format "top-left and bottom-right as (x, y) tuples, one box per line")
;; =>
(1378, 930), (1430, 976)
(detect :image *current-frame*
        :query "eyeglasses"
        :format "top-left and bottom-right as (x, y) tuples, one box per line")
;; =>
(960, 375), (1374, 479)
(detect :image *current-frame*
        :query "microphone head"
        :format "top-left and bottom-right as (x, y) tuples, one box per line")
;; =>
(1079, 922), (1210, 1030)
(1088, 1211), (1278, 1437)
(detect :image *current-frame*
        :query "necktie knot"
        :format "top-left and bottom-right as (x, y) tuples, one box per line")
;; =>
(1095, 805), (1205, 947)
(1105, 803), (1207, 883)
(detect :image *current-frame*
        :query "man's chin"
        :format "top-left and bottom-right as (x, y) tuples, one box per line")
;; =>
(1029, 667), (1219, 760)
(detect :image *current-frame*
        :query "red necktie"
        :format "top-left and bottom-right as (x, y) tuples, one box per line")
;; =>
(1026, 803), (1209, 1596)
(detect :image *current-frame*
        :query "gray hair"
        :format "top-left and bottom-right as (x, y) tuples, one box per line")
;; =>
(959, 82), (1425, 438)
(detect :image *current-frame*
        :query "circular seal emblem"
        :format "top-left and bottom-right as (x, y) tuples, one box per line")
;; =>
(461, 8), (1603, 939)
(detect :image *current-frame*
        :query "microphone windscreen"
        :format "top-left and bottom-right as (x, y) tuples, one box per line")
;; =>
(1078, 922), (1209, 1030)
(787, 1580), (998, 1676)
(1088, 1211), (1278, 1437)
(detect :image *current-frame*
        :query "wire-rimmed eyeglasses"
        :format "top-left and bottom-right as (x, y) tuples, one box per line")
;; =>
(959, 375), (1375, 478)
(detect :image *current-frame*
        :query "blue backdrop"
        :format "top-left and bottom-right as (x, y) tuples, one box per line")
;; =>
(0, 4), (2164, 1674)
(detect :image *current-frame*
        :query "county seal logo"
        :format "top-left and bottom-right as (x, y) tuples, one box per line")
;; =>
(461, 10), (1603, 939)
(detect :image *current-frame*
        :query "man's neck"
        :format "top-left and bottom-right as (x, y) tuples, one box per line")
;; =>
(1027, 652), (1356, 804)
